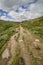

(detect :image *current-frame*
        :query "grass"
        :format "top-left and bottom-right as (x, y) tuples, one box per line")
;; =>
(0, 16), (43, 65)
(21, 16), (43, 40)
(22, 35), (43, 65)
(0, 20), (20, 56)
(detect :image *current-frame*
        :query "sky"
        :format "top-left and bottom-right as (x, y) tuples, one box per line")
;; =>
(0, 0), (43, 22)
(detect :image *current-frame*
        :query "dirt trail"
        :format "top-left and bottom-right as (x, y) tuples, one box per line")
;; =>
(6, 35), (17, 65)
(7, 33), (20, 65)
(7, 26), (32, 65)
(18, 26), (31, 65)
(18, 26), (43, 65)
(2, 26), (43, 65)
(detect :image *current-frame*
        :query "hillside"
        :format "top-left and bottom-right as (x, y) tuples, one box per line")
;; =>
(0, 20), (20, 56)
(21, 16), (43, 40)
(0, 17), (43, 65)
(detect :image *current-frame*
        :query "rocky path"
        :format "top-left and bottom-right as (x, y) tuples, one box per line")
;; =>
(18, 26), (31, 65)
(2, 26), (43, 65)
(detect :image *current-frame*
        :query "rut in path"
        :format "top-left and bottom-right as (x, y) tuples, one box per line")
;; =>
(18, 26), (31, 65)
(7, 35), (17, 65)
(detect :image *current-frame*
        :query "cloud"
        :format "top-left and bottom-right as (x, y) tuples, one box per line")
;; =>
(0, 15), (15, 21)
(7, 7), (42, 21)
(0, 0), (43, 21)
(0, 0), (37, 10)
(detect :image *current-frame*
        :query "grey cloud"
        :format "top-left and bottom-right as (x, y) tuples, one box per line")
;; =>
(37, 0), (43, 3)
(0, 0), (43, 10)
(30, 3), (43, 14)
(0, 0), (35, 9)
(3, 0), (22, 8)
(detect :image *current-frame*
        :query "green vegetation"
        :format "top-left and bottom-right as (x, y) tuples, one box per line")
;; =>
(0, 16), (43, 65)
(0, 20), (20, 56)
(21, 16), (43, 40)
(22, 36), (42, 65)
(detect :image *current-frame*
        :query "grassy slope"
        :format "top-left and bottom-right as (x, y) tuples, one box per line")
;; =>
(0, 20), (20, 56)
(21, 16), (43, 40)
(0, 16), (43, 65)
(0, 17), (43, 55)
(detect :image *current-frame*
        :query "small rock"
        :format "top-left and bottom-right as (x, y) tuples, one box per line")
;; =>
(35, 39), (40, 42)
(2, 48), (10, 59)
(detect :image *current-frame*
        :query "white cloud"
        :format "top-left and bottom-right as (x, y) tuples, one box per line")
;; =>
(0, 15), (14, 21)
(0, 16), (8, 20)
(7, 7), (42, 21)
